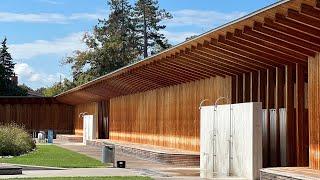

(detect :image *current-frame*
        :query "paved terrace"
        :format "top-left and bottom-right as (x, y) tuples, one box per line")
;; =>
(54, 139), (201, 179)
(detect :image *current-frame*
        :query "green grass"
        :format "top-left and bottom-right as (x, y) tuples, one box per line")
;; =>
(9, 177), (152, 180)
(0, 145), (106, 168)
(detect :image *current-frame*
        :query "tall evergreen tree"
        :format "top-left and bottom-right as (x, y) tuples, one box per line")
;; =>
(0, 38), (15, 79)
(134, 0), (172, 58)
(0, 38), (27, 96)
(64, 0), (139, 85)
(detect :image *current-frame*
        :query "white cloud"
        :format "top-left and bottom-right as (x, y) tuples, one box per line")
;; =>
(9, 32), (86, 60)
(14, 63), (66, 85)
(165, 9), (247, 28)
(0, 12), (106, 23)
(160, 30), (199, 44)
(38, 0), (63, 5)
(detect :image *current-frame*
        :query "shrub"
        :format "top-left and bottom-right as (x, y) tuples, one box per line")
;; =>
(0, 123), (36, 156)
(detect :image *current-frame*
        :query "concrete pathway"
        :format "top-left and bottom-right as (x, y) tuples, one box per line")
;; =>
(54, 140), (201, 179)
(0, 167), (139, 179)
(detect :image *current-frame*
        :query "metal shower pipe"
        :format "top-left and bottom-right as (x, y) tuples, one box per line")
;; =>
(214, 96), (233, 176)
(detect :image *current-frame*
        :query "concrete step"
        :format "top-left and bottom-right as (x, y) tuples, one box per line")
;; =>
(56, 134), (83, 143)
(86, 140), (200, 167)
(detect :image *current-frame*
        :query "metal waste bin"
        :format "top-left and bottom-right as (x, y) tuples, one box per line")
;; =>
(102, 144), (115, 166)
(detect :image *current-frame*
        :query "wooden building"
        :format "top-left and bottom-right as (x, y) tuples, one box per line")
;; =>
(1, 0), (320, 172)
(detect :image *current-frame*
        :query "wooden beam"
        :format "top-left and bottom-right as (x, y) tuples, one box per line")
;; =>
(196, 45), (253, 72)
(243, 26), (316, 57)
(300, 4), (320, 20)
(264, 18), (320, 48)
(253, 22), (320, 52)
(234, 29), (308, 61)
(219, 36), (285, 67)
(227, 32), (306, 64)
(186, 50), (242, 75)
(204, 42), (271, 69)
(212, 38), (280, 67)
(274, 14), (320, 40)
(296, 63), (308, 166)
(201, 41), (264, 70)
(287, 9), (320, 29)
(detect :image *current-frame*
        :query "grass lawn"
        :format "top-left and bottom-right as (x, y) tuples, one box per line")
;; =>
(9, 177), (151, 180)
(0, 145), (106, 168)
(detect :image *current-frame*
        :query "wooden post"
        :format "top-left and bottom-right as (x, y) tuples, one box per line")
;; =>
(237, 75), (243, 103)
(105, 99), (110, 139)
(267, 68), (275, 166)
(275, 67), (284, 166)
(243, 72), (251, 102)
(258, 70), (267, 109)
(251, 71), (258, 102)
(296, 63), (308, 166)
(231, 76), (237, 103)
(284, 64), (296, 166)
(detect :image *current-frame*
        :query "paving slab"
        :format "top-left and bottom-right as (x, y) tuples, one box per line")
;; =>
(0, 167), (139, 179)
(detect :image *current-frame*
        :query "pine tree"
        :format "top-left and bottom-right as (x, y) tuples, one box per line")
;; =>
(64, 0), (139, 84)
(134, 0), (172, 58)
(0, 38), (15, 79)
(0, 38), (27, 96)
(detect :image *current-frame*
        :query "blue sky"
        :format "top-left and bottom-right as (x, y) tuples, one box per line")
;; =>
(0, 0), (276, 89)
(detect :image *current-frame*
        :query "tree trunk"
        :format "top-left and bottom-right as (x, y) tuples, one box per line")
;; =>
(143, 4), (148, 58)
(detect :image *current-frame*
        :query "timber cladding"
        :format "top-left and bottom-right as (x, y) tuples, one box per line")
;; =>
(308, 52), (320, 170)
(0, 98), (74, 133)
(109, 76), (232, 151)
(74, 102), (98, 135)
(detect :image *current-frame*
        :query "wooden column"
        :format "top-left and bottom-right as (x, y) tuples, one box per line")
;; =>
(296, 63), (308, 166)
(284, 64), (296, 166)
(259, 69), (268, 168)
(275, 67), (284, 166)
(105, 99), (110, 139)
(309, 53), (319, 170)
(236, 75), (243, 103)
(258, 70), (267, 109)
(267, 68), (276, 166)
(250, 71), (258, 102)
(243, 72), (251, 102)
(231, 76), (237, 103)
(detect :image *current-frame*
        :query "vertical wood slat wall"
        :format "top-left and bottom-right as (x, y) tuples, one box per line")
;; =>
(234, 68), (308, 168)
(109, 76), (231, 151)
(0, 103), (74, 133)
(74, 102), (98, 135)
(308, 53), (320, 170)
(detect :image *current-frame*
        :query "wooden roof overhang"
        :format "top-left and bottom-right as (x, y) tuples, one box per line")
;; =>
(0, 97), (64, 104)
(56, 0), (320, 105)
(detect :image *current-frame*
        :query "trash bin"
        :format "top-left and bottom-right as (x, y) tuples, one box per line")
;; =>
(47, 130), (53, 144)
(102, 144), (115, 166)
